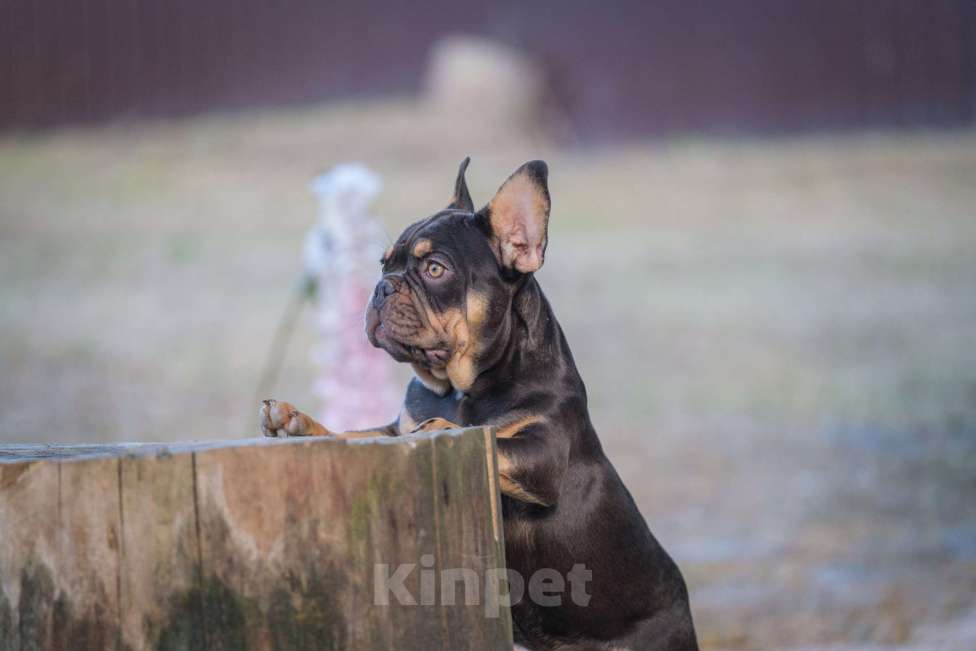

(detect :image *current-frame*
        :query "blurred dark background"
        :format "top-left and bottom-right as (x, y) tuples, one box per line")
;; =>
(2, 2), (975, 650)
(3, 0), (975, 139)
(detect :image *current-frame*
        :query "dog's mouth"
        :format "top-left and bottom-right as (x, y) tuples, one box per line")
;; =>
(366, 310), (451, 368)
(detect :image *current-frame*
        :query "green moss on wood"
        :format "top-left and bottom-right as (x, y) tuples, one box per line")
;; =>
(17, 560), (55, 651)
(346, 459), (405, 547)
(268, 568), (347, 651)
(50, 593), (116, 651)
(156, 568), (351, 651)
(0, 585), (15, 649)
(156, 575), (246, 651)
(13, 560), (118, 651)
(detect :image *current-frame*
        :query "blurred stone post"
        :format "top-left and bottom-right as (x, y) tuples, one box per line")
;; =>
(425, 35), (548, 135)
(303, 164), (399, 431)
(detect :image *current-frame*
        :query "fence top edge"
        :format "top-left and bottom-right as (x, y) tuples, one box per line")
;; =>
(0, 426), (490, 464)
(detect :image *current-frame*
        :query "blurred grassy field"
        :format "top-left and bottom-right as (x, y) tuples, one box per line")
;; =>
(1, 100), (975, 650)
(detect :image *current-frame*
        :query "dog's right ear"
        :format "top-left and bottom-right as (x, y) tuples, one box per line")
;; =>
(477, 160), (551, 274)
(447, 156), (474, 212)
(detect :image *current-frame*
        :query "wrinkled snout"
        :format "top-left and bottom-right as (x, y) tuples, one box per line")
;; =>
(365, 273), (414, 354)
(364, 273), (447, 366)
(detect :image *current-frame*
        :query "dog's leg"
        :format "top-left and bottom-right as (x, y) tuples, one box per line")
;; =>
(493, 416), (569, 508)
(259, 399), (397, 439)
(410, 417), (567, 507)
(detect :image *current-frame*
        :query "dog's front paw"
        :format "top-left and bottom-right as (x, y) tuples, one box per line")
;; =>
(259, 399), (331, 437)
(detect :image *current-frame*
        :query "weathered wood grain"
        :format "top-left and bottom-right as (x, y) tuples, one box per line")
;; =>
(56, 458), (123, 649)
(431, 427), (512, 650)
(0, 460), (60, 650)
(0, 429), (511, 650)
(118, 452), (199, 650)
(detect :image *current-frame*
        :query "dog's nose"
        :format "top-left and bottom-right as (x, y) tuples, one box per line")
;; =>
(379, 278), (396, 297)
(372, 277), (397, 307)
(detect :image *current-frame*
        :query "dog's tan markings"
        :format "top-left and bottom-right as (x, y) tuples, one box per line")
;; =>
(438, 290), (490, 391)
(382, 244), (394, 264)
(411, 238), (432, 258)
(402, 290), (487, 393)
(497, 453), (550, 506)
(447, 359), (476, 392)
(413, 305), (474, 392)
(496, 415), (546, 439)
(444, 307), (477, 391)
(411, 417), (459, 433)
(397, 405), (419, 435)
(499, 477), (548, 506)
(411, 363), (451, 396)
(465, 289), (488, 332)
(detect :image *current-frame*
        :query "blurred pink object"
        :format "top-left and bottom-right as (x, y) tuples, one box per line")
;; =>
(303, 164), (399, 431)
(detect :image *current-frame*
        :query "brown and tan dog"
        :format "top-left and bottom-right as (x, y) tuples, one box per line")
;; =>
(260, 159), (698, 650)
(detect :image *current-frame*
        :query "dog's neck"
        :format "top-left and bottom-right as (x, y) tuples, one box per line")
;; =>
(467, 275), (584, 400)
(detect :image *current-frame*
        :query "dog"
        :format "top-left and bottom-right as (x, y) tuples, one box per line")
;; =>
(260, 159), (699, 650)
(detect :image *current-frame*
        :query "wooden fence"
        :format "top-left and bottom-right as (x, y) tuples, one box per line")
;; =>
(0, 428), (512, 650)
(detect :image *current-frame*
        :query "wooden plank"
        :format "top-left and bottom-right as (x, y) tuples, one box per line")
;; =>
(0, 461), (60, 650)
(0, 457), (125, 649)
(431, 427), (513, 650)
(193, 438), (347, 649)
(56, 457), (124, 648)
(191, 433), (448, 649)
(118, 452), (200, 650)
(0, 428), (511, 650)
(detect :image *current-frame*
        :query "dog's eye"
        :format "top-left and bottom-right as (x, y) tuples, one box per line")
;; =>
(425, 261), (445, 279)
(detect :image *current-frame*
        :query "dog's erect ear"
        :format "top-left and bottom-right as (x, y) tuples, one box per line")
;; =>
(447, 156), (475, 212)
(479, 160), (550, 274)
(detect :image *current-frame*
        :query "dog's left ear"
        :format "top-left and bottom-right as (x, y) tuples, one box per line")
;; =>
(478, 160), (550, 274)
(447, 156), (475, 212)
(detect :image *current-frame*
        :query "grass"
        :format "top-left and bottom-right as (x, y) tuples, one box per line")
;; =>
(1, 99), (975, 649)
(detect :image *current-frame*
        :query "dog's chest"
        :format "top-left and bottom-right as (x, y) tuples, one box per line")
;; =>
(405, 381), (468, 425)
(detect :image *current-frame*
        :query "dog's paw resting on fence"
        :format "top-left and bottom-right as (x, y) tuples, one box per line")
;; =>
(260, 398), (402, 439)
(259, 399), (332, 437)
